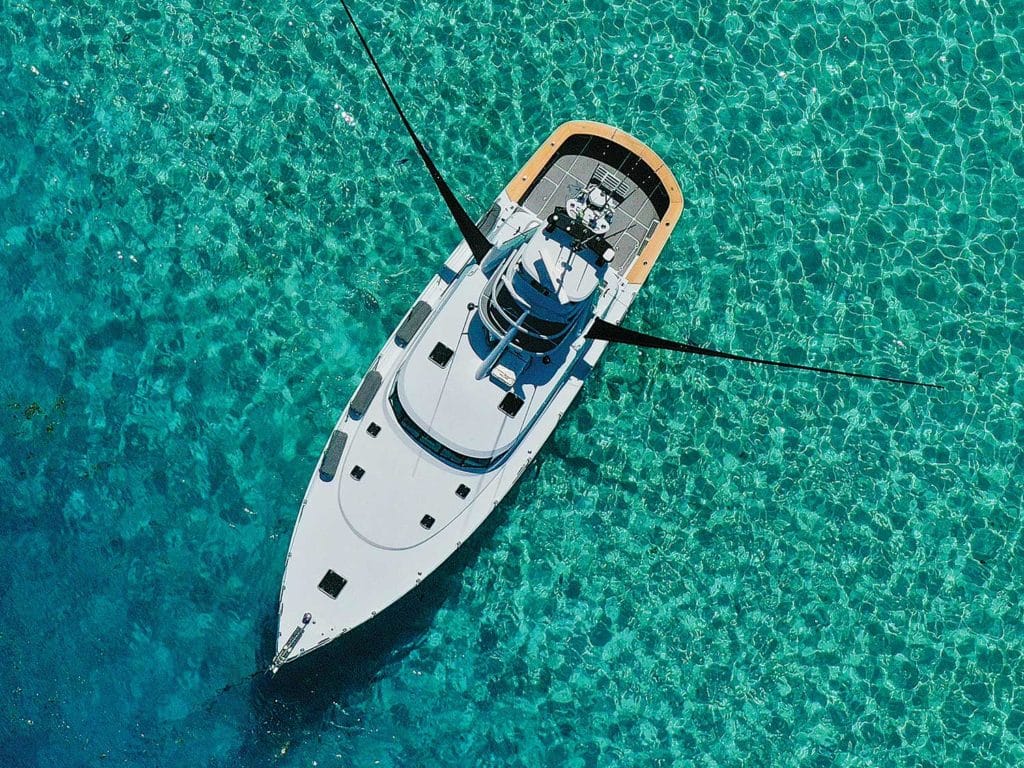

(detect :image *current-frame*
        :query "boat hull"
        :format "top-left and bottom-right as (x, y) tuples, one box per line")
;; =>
(275, 122), (683, 665)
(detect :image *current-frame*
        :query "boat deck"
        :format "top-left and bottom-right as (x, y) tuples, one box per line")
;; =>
(520, 153), (661, 280)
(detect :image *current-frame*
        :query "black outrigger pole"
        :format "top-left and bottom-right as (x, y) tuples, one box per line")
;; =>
(586, 319), (943, 390)
(339, 0), (494, 263)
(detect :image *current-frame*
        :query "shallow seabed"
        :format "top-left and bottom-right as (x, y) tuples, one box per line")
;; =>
(2, 0), (1022, 765)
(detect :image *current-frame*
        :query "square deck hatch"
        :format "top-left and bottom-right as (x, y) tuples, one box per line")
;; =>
(318, 570), (347, 599)
(498, 392), (524, 418)
(429, 342), (454, 368)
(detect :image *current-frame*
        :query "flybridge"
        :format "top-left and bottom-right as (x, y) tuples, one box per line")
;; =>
(475, 178), (627, 363)
(480, 232), (599, 355)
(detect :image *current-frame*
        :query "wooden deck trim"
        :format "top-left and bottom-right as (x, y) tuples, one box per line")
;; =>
(504, 120), (684, 286)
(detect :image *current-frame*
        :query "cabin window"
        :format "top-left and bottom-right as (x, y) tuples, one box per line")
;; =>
(483, 275), (584, 353)
(494, 284), (522, 321)
(485, 285), (569, 353)
(522, 313), (570, 337)
(389, 386), (505, 470)
(526, 274), (551, 297)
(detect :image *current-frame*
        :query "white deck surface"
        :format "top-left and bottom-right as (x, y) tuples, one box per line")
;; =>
(276, 154), (660, 662)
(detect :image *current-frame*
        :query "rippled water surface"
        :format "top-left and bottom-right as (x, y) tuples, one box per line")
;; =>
(2, 0), (1022, 765)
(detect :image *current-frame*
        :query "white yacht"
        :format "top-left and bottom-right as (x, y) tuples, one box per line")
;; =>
(271, 0), (937, 672)
(272, 120), (684, 669)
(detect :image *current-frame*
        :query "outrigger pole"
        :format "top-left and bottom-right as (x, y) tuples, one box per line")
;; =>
(339, 0), (494, 263)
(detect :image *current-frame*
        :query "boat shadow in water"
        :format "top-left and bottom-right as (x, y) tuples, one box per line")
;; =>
(234, 485), (529, 762)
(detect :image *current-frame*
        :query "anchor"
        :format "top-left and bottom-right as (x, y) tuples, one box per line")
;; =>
(269, 612), (312, 674)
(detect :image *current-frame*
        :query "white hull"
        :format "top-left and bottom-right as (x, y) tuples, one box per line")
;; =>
(275, 122), (682, 665)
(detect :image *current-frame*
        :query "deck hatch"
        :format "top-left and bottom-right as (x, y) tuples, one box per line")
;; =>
(395, 301), (432, 347)
(590, 166), (631, 202)
(319, 430), (348, 482)
(429, 342), (454, 368)
(420, 514), (436, 529)
(318, 570), (347, 599)
(498, 392), (524, 418)
(349, 371), (382, 420)
(456, 484), (470, 499)
(351, 465), (365, 480)
(367, 422), (381, 437)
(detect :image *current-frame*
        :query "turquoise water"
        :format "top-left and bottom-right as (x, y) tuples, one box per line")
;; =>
(2, 0), (1022, 764)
